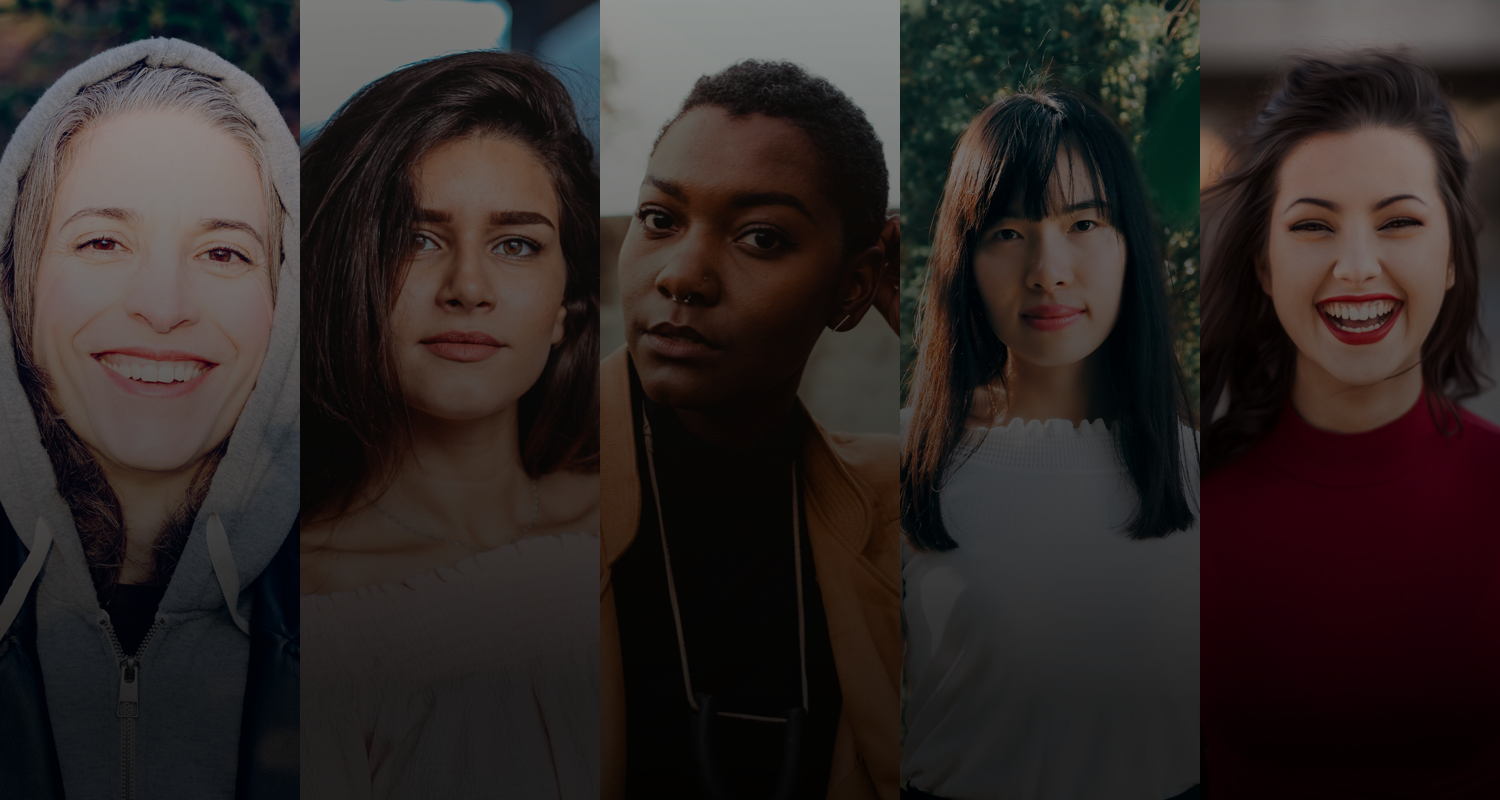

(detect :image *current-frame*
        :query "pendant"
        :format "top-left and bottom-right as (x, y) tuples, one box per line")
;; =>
(691, 693), (806, 800)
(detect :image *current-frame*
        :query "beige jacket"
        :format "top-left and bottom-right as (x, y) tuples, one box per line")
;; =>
(600, 346), (900, 799)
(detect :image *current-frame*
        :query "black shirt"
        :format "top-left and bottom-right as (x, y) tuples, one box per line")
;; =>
(99, 583), (167, 657)
(612, 381), (842, 799)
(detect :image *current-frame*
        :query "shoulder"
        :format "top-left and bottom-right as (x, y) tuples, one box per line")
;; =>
(825, 430), (899, 521)
(1456, 406), (1500, 475)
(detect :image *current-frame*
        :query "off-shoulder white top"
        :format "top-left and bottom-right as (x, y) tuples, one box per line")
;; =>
(901, 410), (1200, 800)
(301, 531), (600, 800)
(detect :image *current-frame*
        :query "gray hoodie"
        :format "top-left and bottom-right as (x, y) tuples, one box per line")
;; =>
(0, 39), (299, 799)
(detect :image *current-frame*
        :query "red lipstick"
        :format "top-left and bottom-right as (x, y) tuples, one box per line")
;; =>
(1315, 294), (1403, 346)
(1021, 304), (1085, 331)
(421, 331), (503, 362)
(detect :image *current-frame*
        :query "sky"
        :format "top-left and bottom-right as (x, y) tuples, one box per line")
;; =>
(600, 0), (900, 216)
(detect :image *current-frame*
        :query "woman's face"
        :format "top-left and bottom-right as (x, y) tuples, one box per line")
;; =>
(973, 151), (1127, 369)
(35, 111), (274, 474)
(619, 106), (849, 412)
(1263, 127), (1453, 389)
(390, 135), (568, 422)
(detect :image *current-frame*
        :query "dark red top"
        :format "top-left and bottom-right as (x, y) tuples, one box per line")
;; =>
(1203, 395), (1500, 799)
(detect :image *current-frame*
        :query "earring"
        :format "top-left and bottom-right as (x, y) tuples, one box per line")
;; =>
(831, 314), (853, 332)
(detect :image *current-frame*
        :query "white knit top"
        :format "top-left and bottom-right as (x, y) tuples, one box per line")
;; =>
(301, 531), (600, 800)
(901, 409), (1199, 800)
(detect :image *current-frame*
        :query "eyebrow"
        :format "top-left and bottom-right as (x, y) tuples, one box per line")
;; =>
(416, 208), (555, 230)
(199, 218), (265, 249)
(1283, 194), (1427, 213)
(60, 206), (139, 229)
(644, 177), (815, 222)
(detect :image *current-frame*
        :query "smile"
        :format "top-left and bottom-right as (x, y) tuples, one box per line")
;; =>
(97, 353), (209, 384)
(92, 350), (217, 398)
(1315, 295), (1403, 345)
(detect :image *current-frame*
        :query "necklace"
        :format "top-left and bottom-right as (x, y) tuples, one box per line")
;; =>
(370, 478), (539, 552)
(642, 414), (808, 800)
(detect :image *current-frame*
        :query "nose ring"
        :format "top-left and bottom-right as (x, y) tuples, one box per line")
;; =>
(671, 293), (694, 306)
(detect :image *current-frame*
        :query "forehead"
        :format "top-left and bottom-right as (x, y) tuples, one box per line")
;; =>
(1276, 127), (1439, 204)
(999, 146), (1105, 218)
(648, 107), (832, 213)
(55, 111), (267, 230)
(413, 135), (558, 220)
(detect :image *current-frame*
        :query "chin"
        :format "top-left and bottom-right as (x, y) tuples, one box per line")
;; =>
(91, 428), (216, 473)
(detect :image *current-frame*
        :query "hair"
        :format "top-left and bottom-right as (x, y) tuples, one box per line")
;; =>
(654, 59), (889, 254)
(1201, 48), (1489, 474)
(301, 50), (600, 525)
(0, 62), (287, 595)
(902, 89), (1197, 550)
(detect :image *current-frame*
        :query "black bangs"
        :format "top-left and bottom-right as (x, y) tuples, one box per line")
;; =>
(974, 98), (1115, 236)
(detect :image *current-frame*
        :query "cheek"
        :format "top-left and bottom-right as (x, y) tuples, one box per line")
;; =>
(971, 253), (1019, 325)
(200, 277), (275, 359)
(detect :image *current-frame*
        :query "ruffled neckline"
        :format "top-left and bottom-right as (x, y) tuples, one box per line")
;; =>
(969, 417), (1113, 439)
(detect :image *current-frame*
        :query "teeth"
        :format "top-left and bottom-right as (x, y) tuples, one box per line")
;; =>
(1319, 299), (1395, 321)
(100, 355), (207, 384)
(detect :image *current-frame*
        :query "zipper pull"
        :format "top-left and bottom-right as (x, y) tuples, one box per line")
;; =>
(117, 657), (140, 718)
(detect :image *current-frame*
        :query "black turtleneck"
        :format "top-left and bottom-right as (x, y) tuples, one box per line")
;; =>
(612, 378), (842, 800)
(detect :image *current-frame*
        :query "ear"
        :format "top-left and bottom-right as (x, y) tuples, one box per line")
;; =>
(1255, 255), (1273, 297)
(551, 304), (567, 347)
(828, 214), (897, 333)
(1446, 259), (1456, 291)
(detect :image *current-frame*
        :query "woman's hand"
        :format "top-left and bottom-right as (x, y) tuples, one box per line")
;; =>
(872, 213), (901, 336)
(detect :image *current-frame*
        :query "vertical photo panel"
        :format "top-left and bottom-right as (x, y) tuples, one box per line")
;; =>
(599, 0), (901, 797)
(0, 2), (300, 797)
(299, 2), (602, 798)
(900, 2), (1201, 799)
(1200, 0), (1500, 796)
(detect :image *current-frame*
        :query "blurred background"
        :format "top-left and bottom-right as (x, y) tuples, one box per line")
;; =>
(900, 0), (1202, 412)
(1201, 0), (1500, 424)
(600, 0), (900, 435)
(0, 0), (298, 145)
(301, 0), (598, 151)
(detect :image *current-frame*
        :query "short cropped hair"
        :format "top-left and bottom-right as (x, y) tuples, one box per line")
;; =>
(656, 59), (888, 253)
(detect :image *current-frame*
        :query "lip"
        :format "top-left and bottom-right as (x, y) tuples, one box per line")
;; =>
(641, 322), (718, 361)
(1315, 294), (1403, 346)
(1021, 304), (1085, 332)
(92, 349), (216, 399)
(421, 330), (504, 362)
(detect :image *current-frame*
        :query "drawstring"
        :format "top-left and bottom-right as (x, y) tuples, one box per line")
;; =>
(0, 518), (54, 638)
(206, 514), (250, 636)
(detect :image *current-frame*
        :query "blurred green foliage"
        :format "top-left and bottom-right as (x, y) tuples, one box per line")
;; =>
(0, 0), (299, 145)
(899, 0), (1199, 413)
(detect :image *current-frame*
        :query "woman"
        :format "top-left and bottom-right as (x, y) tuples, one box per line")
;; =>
(298, 51), (600, 799)
(0, 39), (299, 798)
(901, 90), (1200, 800)
(1201, 49), (1500, 797)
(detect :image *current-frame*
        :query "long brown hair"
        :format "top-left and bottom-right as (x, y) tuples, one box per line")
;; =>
(301, 51), (600, 524)
(1201, 49), (1489, 474)
(903, 90), (1196, 551)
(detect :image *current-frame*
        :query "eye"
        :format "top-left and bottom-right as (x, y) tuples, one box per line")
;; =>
(1290, 220), (1332, 233)
(637, 207), (675, 232)
(993, 228), (1022, 241)
(1072, 219), (1100, 232)
(81, 238), (123, 252)
(494, 237), (538, 258)
(1381, 217), (1422, 231)
(736, 227), (789, 254)
(412, 233), (439, 252)
(205, 248), (242, 263)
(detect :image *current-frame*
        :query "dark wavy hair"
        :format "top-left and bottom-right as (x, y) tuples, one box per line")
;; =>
(302, 51), (600, 524)
(1201, 49), (1489, 475)
(902, 89), (1196, 551)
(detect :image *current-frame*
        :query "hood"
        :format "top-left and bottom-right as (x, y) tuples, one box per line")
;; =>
(0, 37), (300, 620)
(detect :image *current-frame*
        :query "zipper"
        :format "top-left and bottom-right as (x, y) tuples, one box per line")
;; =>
(100, 615), (164, 800)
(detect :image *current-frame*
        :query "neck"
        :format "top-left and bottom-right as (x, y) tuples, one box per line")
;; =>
(379, 404), (534, 543)
(98, 457), (202, 586)
(1290, 353), (1424, 433)
(993, 348), (1111, 427)
(661, 369), (803, 450)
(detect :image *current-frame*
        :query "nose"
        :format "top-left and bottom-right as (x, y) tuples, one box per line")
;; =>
(1331, 228), (1383, 286)
(435, 244), (496, 311)
(122, 252), (197, 334)
(654, 230), (721, 307)
(1024, 232), (1074, 291)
